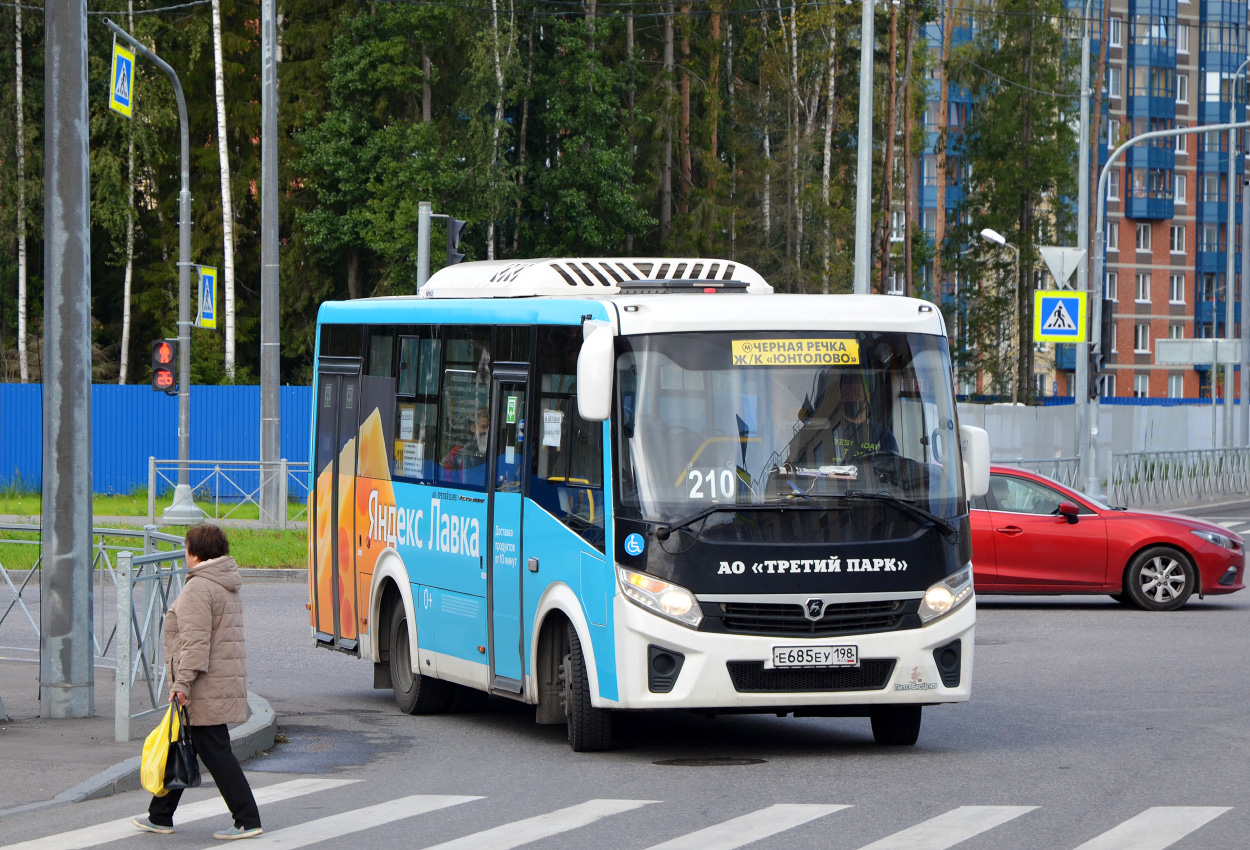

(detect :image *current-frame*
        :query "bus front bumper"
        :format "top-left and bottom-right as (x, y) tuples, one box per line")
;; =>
(607, 593), (975, 710)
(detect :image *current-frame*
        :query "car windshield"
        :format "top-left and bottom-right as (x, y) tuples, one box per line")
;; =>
(614, 331), (965, 524)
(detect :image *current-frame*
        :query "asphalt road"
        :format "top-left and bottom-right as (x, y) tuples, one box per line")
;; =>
(4, 571), (1249, 849)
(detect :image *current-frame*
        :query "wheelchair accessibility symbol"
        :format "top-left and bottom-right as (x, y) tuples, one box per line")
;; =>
(624, 533), (645, 557)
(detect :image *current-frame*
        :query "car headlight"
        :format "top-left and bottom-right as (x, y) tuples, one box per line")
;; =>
(617, 566), (703, 629)
(919, 568), (974, 623)
(1192, 529), (1241, 551)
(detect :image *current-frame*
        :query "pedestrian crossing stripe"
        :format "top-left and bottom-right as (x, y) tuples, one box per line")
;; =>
(108, 39), (134, 119)
(1034, 289), (1087, 342)
(195, 265), (217, 329)
(0, 790), (1233, 850)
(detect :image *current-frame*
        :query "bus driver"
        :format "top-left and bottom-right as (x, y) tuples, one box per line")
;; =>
(830, 372), (897, 465)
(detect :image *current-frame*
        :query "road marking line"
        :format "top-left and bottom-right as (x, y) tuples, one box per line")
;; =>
(197, 794), (481, 850)
(2, 777), (359, 850)
(642, 803), (849, 850)
(1070, 807), (1230, 850)
(854, 806), (1037, 850)
(421, 799), (658, 850)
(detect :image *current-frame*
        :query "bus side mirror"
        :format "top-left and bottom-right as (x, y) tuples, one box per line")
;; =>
(960, 424), (990, 499)
(577, 320), (614, 422)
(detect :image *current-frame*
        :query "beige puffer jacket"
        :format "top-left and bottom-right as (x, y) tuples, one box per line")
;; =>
(165, 555), (248, 726)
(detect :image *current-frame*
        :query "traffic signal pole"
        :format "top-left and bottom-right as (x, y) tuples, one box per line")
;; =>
(104, 19), (201, 524)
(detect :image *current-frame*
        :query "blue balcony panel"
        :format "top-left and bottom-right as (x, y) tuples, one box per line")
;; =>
(1125, 195), (1174, 220)
(1197, 201), (1229, 222)
(1195, 301), (1241, 326)
(1124, 95), (1177, 119)
(1055, 344), (1076, 371)
(1197, 252), (1231, 274)
(1125, 46), (1176, 68)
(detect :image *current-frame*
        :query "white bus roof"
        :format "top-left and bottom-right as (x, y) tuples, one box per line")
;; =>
(419, 257), (773, 298)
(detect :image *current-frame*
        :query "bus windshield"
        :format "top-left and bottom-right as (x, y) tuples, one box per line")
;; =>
(615, 331), (965, 525)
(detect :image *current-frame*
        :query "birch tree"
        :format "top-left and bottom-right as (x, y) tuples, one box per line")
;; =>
(211, 0), (237, 378)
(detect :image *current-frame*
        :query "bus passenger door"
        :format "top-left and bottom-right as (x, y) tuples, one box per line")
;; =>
(311, 359), (362, 654)
(488, 371), (527, 692)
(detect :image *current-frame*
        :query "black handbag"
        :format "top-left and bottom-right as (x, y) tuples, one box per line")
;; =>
(164, 701), (202, 791)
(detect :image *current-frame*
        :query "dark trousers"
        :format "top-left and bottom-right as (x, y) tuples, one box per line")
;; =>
(148, 723), (261, 830)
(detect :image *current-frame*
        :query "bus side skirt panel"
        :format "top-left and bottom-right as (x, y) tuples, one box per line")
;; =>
(528, 582), (620, 709)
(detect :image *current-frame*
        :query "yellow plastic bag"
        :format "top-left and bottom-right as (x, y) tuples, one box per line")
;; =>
(140, 700), (181, 796)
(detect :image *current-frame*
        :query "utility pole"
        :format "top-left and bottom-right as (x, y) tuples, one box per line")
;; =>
(41, 0), (93, 718)
(258, 0), (281, 525)
(852, 0), (875, 295)
(1075, 1), (1092, 477)
(1241, 142), (1249, 446)
(105, 19), (202, 524)
(1225, 127), (1237, 447)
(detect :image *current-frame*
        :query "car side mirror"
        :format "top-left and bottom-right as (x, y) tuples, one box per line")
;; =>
(1058, 501), (1080, 524)
(576, 320), (614, 422)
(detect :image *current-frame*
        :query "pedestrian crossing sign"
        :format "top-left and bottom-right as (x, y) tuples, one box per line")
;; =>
(109, 38), (135, 118)
(1033, 290), (1086, 342)
(196, 265), (218, 329)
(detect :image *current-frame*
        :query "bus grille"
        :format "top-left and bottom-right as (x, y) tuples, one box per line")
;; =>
(726, 660), (896, 693)
(707, 600), (919, 638)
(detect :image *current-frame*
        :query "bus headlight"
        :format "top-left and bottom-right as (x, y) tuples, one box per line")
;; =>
(617, 566), (703, 629)
(918, 568), (973, 623)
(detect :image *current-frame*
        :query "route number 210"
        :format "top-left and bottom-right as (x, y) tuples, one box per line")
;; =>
(688, 468), (737, 500)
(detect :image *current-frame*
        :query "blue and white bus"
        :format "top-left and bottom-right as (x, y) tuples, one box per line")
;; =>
(308, 257), (990, 750)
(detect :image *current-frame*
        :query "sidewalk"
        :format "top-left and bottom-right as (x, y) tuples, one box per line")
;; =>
(0, 655), (276, 819)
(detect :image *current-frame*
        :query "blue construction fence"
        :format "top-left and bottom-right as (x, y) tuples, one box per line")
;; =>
(0, 384), (313, 495)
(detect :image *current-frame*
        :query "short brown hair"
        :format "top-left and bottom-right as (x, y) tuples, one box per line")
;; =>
(185, 523), (230, 561)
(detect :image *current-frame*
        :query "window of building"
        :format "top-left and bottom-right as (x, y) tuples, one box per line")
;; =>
(1134, 323), (1150, 353)
(922, 210), (936, 237)
(1176, 129), (1187, 154)
(1135, 223), (1151, 252)
(1177, 24), (1189, 54)
(1169, 273), (1185, 303)
(1107, 225), (1119, 252)
(887, 269), (906, 295)
(1106, 271), (1119, 301)
(1136, 272), (1151, 302)
(532, 325), (605, 551)
(1202, 171), (1223, 203)
(923, 155), (938, 187)
(1201, 223), (1222, 253)
(1175, 173), (1186, 204)
(1168, 373), (1184, 398)
(1176, 73), (1189, 104)
(1100, 375), (1116, 397)
(1108, 169), (1120, 200)
(1109, 322), (1117, 352)
(890, 209), (905, 242)
(1107, 118), (1120, 147)
(1108, 68), (1121, 99)
(1109, 16), (1122, 47)
(1168, 323), (1184, 339)
(1170, 225), (1185, 254)
(1201, 272), (1220, 303)
(1134, 374), (1149, 398)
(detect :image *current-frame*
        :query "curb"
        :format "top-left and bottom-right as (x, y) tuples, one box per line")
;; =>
(240, 568), (307, 582)
(0, 691), (277, 819)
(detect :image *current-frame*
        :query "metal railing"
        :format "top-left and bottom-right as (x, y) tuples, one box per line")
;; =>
(1107, 449), (1250, 508)
(114, 547), (189, 741)
(0, 523), (184, 659)
(147, 458), (309, 528)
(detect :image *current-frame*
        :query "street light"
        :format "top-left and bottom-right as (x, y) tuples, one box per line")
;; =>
(981, 228), (1022, 403)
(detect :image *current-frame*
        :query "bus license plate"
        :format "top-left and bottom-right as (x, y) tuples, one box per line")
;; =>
(769, 645), (859, 669)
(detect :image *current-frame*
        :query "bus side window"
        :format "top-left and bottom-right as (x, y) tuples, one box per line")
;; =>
(530, 326), (605, 552)
(437, 327), (492, 491)
(393, 329), (442, 483)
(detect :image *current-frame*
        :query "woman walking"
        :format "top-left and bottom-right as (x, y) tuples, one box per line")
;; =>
(132, 524), (263, 840)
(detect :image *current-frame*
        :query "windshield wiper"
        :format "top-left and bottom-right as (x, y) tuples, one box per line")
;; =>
(843, 490), (961, 543)
(654, 500), (843, 540)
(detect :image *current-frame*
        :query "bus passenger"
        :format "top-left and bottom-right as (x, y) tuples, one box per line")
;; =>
(442, 410), (490, 486)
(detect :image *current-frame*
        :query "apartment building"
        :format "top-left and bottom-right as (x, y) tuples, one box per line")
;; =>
(921, 0), (1247, 399)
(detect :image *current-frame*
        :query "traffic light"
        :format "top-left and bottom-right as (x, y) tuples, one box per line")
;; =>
(1087, 298), (1115, 400)
(150, 339), (177, 395)
(446, 217), (467, 266)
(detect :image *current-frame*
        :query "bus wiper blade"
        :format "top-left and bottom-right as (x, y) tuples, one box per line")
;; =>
(654, 501), (839, 540)
(843, 490), (961, 543)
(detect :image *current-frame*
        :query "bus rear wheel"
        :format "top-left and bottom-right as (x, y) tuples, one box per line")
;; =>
(561, 623), (612, 752)
(389, 602), (453, 715)
(870, 705), (922, 746)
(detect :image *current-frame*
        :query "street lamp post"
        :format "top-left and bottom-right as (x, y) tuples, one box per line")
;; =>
(853, 0), (876, 295)
(980, 227), (1021, 403)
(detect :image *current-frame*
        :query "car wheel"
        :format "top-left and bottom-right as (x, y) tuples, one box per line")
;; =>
(389, 602), (454, 714)
(561, 623), (612, 751)
(1124, 547), (1195, 612)
(870, 705), (922, 746)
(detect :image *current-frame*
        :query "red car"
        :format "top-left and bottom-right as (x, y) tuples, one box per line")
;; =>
(970, 466), (1245, 610)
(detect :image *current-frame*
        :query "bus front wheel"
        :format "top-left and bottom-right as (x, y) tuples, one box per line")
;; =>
(870, 705), (922, 746)
(561, 623), (613, 752)
(389, 602), (453, 715)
